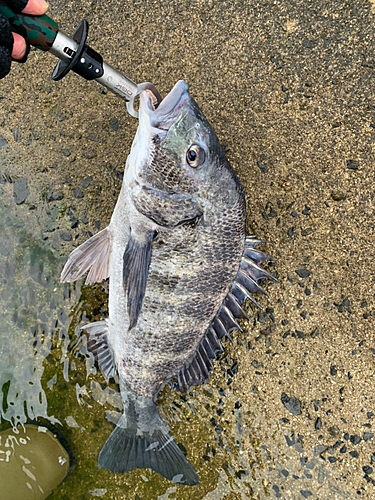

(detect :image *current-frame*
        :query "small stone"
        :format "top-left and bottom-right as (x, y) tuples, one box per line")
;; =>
(350, 435), (361, 445)
(0, 134), (8, 148)
(58, 113), (66, 121)
(347, 159), (358, 170)
(272, 485), (281, 498)
(12, 127), (21, 142)
(227, 362), (238, 377)
(315, 417), (322, 430)
(281, 469), (289, 477)
(281, 392), (301, 415)
(363, 466), (373, 475)
(331, 192), (347, 201)
(49, 164), (58, 169)
(301, 228), (312, 236)
(52, 192), (64, 201)
(73, 187), (84, 199)
(330, 365), (337, 376)
(314, 445), (327, 455)
(349, 451), (359, 458)
(13, 177), (30, 205)
(60, 231), (72, 242)
(302, 205), (310, 215)
(295, 269), (311, 278)
(109, 118), (120, 131)
(64, 176), (73, 184)
(300, 490), (312, 498)
(327, 425), (340, 437)
(363, 432), (374, 442)
(62, 148), (71, 156)
(328, 456), (337, 463)
(340, 445), (347, 453)
(256, 161), (267, 173)
(81, 176), (93, 188)
(82, 217), (89, 224)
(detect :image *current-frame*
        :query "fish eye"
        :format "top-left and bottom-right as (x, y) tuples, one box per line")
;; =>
(186, 144), (205, 168)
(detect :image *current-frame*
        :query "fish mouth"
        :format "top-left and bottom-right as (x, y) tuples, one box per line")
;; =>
(140, 80), (189, 132)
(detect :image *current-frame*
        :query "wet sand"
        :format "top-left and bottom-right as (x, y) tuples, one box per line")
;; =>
(1, 0), (374, 498)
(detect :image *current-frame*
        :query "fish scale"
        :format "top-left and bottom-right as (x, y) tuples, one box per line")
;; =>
(60, 80), (276, 485)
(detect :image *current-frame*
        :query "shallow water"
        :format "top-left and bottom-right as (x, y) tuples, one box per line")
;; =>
(0, 186), (354, 499)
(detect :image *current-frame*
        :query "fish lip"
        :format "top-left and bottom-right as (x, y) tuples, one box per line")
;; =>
(140, 80), (189, 131)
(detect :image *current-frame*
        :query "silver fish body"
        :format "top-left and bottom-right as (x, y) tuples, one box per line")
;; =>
(61, 80), (275, 485)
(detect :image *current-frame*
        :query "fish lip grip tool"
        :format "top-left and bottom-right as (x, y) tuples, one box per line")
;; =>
(0, 2), (161, 118)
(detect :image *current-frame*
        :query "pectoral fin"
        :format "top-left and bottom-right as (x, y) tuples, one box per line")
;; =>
(60, 228), (111, 284)
(123, 231), (156, 330)
(132, 185), (202, 227)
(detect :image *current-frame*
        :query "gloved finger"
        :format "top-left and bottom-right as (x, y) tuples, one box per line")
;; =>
(0, 13), (13, 79)
(11, 32), (30, 62)
(4, 0), (28, 14)
(22, 0), (49, 16)
(11, 32), (26, 59)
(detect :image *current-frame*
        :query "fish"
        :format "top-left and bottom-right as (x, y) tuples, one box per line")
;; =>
(60, 80), (276, 486)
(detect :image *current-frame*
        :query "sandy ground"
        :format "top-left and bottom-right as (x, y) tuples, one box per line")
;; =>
(1, 0), (375, 499)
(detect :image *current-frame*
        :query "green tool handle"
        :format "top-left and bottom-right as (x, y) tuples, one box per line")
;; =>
(0, 2), (58, 51)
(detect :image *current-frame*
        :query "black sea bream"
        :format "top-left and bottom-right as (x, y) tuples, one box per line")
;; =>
(61, 80), (276, 485)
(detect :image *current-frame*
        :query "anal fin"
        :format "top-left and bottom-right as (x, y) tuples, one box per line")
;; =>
(81, 320), (118, 382)
(60, 228), (111, 284)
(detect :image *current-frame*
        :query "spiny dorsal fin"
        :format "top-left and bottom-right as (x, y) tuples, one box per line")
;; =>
(123, 231), (156, 330)
(81, 320), (118, 382)
(60, 228), (111, 285)
(173, 236), (277, 392)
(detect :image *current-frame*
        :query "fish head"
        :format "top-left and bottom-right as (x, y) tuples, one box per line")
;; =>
(133, 80), (242, 205)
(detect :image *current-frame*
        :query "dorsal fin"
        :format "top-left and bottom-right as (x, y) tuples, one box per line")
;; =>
(172, 236), (277, 392)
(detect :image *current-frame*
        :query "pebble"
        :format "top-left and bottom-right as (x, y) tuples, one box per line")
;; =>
(257, 161), (267, 173)
(331, 192), (347, 201)
(363, 432), (373, 442)
(0, 134), (8, 148)
(315, 417), (322, 430)
(62, 148), (71, 156)
(109, 118), (120, 131)
(300, 490), (312, 498)
(363, 466), (373, 475)
(349, 451), (359, 458)
(314, 445), (327, 455)
(295, 269), (311, 278)
(350, 435), (362, 445)
(60, 231), (73, 242)
(281, 392), (301, 415)
(81, 176), (93, 188)
(82, 217), (89, 224)
(12, 127), (21, 142)
(347, 159), (358, 170)
(13, 177), (30, 204)
(73, 187), (84, 199)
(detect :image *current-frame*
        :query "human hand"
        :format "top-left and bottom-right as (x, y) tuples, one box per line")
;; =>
(0, 0), (49, 79)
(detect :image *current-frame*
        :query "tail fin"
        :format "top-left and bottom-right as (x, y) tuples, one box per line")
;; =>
(98, 398), (198, 486)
